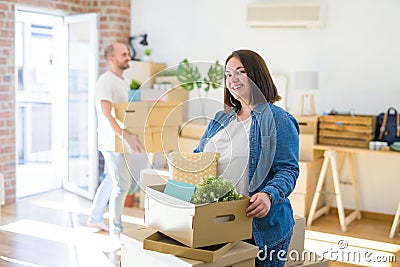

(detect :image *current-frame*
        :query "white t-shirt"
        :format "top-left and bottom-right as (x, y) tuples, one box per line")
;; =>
(204, 116), (251, 195)
(95, 71), (129, 151)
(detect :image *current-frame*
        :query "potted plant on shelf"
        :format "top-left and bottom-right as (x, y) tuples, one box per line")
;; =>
(129, 79), (141, 102)
(177, 58), (224, 123)
(143, 48), (152, 62)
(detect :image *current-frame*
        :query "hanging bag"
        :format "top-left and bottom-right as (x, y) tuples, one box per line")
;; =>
(375, 107), (400, 144)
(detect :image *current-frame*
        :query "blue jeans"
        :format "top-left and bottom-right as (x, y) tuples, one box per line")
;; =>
(102, 152), (136, 234)
(89, 173), (112, 224)
(256, 231), (292, 267)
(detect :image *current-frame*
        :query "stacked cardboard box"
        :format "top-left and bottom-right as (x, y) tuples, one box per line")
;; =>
(299, 134), (317, 161)
(178, 121), (208, 153)
(145, 184), (253, 248)
(114, 101), (182, 153)
(296, 115), (318, 161)
(133, 183), (257, 265)
(120, 215), (328, 266)
(134, 170), (328, 266)
(285, 217), (306, 267)
(121, 226), (259, 266)
(296, 116), (319, 135)
(284, 217), (329, 267)
(123, 61), (166, 88)
(289, 160), (324, 217)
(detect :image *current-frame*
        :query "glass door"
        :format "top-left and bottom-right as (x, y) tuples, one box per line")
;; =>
(14, 10), (64, 198)
(62, 13), (98, 199)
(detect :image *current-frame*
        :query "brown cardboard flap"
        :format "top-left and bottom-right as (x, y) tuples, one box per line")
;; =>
(122, 226), (259, 267)
(144, 231), (237, 262)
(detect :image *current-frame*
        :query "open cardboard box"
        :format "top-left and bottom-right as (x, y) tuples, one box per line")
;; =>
(144, 184), (252, 248)
(144, 231), (238, 262)
(121, 226), (258, 267)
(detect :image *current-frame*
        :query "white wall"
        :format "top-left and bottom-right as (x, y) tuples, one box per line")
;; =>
(131, 0), (400, 116)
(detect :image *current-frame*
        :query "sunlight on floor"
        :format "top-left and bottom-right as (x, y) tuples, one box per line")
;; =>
(29, 196), (145, 227)
(122, 214), (145, 226)
(0, 219), (118, 267)
(29, 197), (92, 215)
(305, 230), (400, 266)
(0, 256), (42, 267)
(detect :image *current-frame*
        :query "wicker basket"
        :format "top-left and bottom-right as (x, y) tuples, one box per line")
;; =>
(166, 152), (218, 185)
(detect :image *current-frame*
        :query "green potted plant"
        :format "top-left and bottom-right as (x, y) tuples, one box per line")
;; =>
(144, 48), (152, 56)
(124, 189), (135, 207)
(177, 58), (224, 92)
(129, 79), (141, 102)
(143, 48), (152, 62)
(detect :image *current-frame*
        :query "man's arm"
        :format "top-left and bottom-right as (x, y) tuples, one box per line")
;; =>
(100, 100), (144, 153)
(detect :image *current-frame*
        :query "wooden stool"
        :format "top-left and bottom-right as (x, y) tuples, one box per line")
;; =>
(307, 149), (361, 232)
(389, 201), (400, 238)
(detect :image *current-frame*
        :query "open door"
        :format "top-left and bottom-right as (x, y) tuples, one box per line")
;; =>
(62, 13), (99, 199)
(14, 10), (64, 198)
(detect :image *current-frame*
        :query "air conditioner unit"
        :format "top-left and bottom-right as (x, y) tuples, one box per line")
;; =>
(247, 1), (325, 28)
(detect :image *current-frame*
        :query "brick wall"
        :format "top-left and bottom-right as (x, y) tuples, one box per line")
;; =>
(89, 0), (131, 74)
(0, 0), (130, 204)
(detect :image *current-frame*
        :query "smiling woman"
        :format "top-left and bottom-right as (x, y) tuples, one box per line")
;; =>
(194, 49), (298, 267)
(225, 57), (251, 108)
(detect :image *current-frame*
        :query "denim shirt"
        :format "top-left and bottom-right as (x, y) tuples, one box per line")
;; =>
(194, 102), (299, 248)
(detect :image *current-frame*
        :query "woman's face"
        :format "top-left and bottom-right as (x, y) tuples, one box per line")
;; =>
(225, 56), (250, 104)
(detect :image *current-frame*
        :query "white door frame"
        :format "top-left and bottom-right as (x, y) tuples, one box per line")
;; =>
(14, 6), (99, 199)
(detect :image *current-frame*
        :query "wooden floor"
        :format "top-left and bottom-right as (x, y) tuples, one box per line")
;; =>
(306, 210), (400, 267)
(0, 190), (399, 267)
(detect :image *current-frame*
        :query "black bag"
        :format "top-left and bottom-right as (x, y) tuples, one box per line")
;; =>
(375, 107), (400, 144)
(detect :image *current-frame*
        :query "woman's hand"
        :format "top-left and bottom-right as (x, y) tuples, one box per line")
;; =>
(246, 192), (272, 218)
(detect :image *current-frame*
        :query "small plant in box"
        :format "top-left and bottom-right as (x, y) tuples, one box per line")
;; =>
(190, 176), (242, 204)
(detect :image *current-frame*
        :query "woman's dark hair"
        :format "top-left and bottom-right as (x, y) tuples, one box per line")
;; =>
(224, 49), (281, 112)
